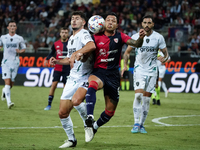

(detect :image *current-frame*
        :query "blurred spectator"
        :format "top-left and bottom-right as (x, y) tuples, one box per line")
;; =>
(40, 8), (48, 18)
(170, 0), (181, 20)
(25, 41), (34, 53)
(26, 1), (37, 12)
(178, 42), (189, 57)
(174, 15), (184, 26)
(188, 42), (200, 55)
(184, 20), (192, 35)
(46, 33), (56, 45)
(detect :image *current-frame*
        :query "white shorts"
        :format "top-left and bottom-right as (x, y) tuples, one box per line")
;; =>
(133, 72), (157, 93)
(158, 65), (166, 78)
(1, 59), (20, 82)
(60, 75), (89, 100)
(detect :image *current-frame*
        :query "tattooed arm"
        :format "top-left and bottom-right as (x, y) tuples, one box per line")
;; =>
(158, 47), (170, 63)
(126, 29), (146, 47)
(121, 45), (133, 77)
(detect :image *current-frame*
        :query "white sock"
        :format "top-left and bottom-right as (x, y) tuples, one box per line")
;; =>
(162, 81), (167, 93)
(93, 121), (99, 130)
(60, 116), (75, 141)
(133, 93), (143, 124)
(74, 102), (87, 126)
(4, 85), (11, 106)
(140, 96), (151, 126)
(158, 81), (161, 87)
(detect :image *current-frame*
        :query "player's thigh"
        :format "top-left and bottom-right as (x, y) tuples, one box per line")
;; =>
(1, 63), (11, 80)
(158, 66), (166, 79)
(60, 78), (78, 100)
(134, 73), (146, 91)
(145, 76), (157, 93)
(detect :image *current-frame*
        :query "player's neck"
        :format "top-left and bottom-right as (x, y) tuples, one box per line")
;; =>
(104, 30), (115, 36)
(73, 27), (83, 36)
(146, 30), (153, 37)
(9, 32), (15, 36)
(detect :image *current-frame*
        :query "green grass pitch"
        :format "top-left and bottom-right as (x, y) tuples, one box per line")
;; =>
(0, 85), (200, 150)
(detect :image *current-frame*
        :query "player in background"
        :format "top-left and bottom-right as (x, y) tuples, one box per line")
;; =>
(43, 27), (70, 110)
(72, 12), (146, 142)
(0, 20), (26, 109)
(120, 58), (130, 90)
(50, 11), (96, 148)
(152, 50), (171, 105)
(122, 15), (169, 133)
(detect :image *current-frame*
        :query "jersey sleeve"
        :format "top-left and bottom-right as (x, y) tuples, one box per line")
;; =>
(81, 30), (93, 45)
(19, 36), (26, 49)
(121, 32), (131, 44)
(46, 44), (56, 60)
(158, 35), (166, 49)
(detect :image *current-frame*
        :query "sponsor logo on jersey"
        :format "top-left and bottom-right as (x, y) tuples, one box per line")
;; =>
(57, 50), (62, 55)
(140, 46), (155, 52)
(6, 43), (17, 48)
(68, 48), (76, 56)
(100, 58), (114, 62)
(99, 49), (107, 56)
(56, 46), (60, 48)
(99, 42), (104, 45)
(114, 38), (118, 43)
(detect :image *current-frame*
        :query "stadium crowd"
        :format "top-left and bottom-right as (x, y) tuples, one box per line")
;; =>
(0, 0), (199, 55)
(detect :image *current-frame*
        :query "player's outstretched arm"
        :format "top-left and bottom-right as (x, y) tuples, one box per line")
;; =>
(126, 29), (146, 47)
(16, 49), (25, 53)
(121, 45), (133, 77)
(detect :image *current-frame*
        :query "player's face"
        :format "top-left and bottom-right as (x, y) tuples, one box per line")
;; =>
(7, 22), (17, 34)
(71, 15), (85, 31)
(105, 15), (118, 31)
(142, 18), (154, 32)
(60, 29), (69, 40)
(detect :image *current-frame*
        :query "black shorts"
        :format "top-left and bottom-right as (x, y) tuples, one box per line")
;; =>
(53, 71), (69, 84)
(91, 68), (120, 103)
(122, 71), (129, 79)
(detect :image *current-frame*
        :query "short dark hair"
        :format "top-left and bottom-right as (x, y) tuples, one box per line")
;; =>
(142, 15), (154, 22)
(7, 20), (16, 26)
(71, 11), (87, 22)
(103, 12), (119, 24)
(60, 27), (69, 32)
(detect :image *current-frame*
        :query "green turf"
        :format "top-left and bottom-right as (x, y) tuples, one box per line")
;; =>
(0, 85), (200, 150)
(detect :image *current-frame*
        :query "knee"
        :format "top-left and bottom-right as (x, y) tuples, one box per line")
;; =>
(72, 98), (82, 106)
(58, 109), (70, 118)
(135, 93), (143, 102)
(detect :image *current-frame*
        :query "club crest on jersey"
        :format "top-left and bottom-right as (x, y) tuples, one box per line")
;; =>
(10, 38), (13, 41)
(114, 38), (118, 43)
(146, 39), (149, 43)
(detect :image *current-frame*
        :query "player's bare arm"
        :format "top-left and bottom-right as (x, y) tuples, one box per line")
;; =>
(121, 45), (133, 77)
(158, 47), (169, 63)
(16, 49), (25, 53)
(126, 29), (146, 47)
(50, 57), (70, 66)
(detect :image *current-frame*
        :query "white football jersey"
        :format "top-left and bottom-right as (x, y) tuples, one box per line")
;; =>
(132, 31), (166, 76)
(67, 29), (93, 78)
(0, 34), (26, 62)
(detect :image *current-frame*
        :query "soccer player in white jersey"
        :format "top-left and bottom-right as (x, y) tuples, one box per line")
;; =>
(0, 20), (26, 109)
(121, 15), (169, 133)
(152, 50), (171, 105)
(50, 11), (96, 148)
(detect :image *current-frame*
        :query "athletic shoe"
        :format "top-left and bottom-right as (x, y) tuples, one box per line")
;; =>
(140, 125), (147, 133)
(131, 123), (140, 133)
(1, 89), (5, 101)
(85, 116), (95, 142)
(152, 99), (156, 105)
(44, 105), (51, 110)
(165, 90), (168, 97)
(157, 100), (160, 105)
(59, 140), (77, 148)
(8, 102), (14, 109)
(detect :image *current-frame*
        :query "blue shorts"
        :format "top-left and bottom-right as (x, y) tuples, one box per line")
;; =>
(53, 71), (69, 84)
(92, 68), (120, 103)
